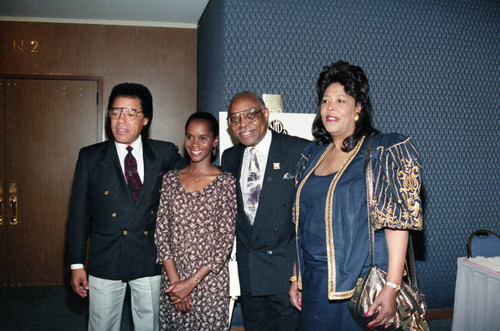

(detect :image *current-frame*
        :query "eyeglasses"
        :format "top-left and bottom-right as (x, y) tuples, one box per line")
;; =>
(109, 107), (143, 120)
(227, 108), (265, 126)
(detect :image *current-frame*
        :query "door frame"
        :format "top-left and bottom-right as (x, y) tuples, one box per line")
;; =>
(0, 73), (104, 141)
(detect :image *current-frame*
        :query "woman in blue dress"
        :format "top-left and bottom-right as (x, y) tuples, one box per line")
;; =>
(289, 61), (424, 330)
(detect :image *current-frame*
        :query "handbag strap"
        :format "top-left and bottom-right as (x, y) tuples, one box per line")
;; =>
(407, 234), (418, 287)
(364, 136), (375, 265)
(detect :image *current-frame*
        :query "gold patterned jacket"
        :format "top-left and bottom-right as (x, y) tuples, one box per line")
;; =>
(293, 133), (423, 300)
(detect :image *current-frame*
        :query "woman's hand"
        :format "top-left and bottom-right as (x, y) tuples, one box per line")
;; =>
(166, 279), (196, 304)
(173, 295), (193, 313)
(365, 229), (408, 328)
(365, 284), (398, 328)
(288, 279), (302, 311)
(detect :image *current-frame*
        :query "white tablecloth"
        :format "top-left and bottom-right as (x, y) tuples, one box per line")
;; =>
(452, 256), (500, 331)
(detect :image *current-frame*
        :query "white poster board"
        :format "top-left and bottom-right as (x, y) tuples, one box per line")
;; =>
(218, 112), (316, 163)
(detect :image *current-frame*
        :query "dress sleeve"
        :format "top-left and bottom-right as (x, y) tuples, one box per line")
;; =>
(203, 173), (237, 273)
(154, 173), (174, 264)
(371, 135), (423, 230)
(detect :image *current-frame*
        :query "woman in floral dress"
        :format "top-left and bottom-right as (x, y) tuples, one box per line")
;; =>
(155, 112), (237, 330)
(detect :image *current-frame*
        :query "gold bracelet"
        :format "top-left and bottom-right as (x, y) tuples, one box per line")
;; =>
(193, 276), (201, 284)
(289, 275), (297, 282)
(385, 281), (401, 291)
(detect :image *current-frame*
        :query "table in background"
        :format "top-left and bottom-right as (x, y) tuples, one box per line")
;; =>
(452, 256), (500, 331)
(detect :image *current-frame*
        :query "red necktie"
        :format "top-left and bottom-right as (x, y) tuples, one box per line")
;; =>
(124, 146), (143, 202)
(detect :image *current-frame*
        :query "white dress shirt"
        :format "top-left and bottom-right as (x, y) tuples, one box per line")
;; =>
(240, 129), (272, 219)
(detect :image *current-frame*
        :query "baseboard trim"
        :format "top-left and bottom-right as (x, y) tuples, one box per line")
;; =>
(426, 309), (453, 320)
(229, 309), (453, 329)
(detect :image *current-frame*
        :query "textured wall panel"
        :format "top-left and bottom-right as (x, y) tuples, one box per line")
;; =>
(198, 0), (500, 309)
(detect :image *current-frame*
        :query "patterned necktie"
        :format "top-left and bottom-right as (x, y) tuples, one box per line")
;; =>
(125, 146), (143, 202)
(246, 148), (262, 225)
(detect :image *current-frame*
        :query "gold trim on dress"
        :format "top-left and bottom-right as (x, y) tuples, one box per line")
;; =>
(294, 136), (365, 300)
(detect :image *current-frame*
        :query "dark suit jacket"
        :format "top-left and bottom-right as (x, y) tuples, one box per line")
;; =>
(221, 130), (309, 296)
(66, 138), (187, 280)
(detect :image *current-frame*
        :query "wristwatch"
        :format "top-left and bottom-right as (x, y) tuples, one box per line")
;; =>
(385, 281), (401, 291)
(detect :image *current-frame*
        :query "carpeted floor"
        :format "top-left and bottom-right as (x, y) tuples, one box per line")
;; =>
(0, 285), (244, 331)
(0, 286), (449, 330)
(0, 286), (89, 331)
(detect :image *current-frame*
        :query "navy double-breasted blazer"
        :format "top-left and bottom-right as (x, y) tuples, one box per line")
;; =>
(221, 130), (309, 296)
(66, 138), (187, 280)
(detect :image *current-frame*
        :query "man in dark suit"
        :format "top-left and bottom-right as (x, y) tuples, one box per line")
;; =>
(67, 83), (187, 331)
(221, 91), (309, 331)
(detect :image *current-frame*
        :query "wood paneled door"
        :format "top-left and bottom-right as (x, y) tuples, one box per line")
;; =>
(0, 75), (102, 286)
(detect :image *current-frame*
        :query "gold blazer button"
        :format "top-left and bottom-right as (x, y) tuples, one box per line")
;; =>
(144, 231), (148, 235)
(112, 213), (117, 217)
(123, 230), (128, 235)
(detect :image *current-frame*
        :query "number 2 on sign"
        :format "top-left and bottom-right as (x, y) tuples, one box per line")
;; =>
(13, 40), (39, 53)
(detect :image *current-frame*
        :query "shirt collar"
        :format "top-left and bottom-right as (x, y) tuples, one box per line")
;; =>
(115, 135), (143, 155)
(246, 129), (272, 154)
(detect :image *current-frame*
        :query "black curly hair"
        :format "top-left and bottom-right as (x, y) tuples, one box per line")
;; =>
(312, 61), (378, 150)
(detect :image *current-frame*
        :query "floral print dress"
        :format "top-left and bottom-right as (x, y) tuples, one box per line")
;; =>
(155, 170), (237, 330)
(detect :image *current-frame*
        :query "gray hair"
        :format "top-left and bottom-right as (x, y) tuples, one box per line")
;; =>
(228, 91), (266, 110)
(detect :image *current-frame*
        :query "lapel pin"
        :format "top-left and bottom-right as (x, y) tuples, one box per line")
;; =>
(273, 163), (280, 170)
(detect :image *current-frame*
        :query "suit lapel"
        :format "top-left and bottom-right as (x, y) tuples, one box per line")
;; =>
(99, 140), (133, 204)
(251, 132), (281, 238)
(235, 145), (245, 183)
(136, 138), (159, 207)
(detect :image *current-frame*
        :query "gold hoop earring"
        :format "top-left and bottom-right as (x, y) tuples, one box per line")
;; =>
(354, 113), (360, 122)
(212, 148), (217, 158)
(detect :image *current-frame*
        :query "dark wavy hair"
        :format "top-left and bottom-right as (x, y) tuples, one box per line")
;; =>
(107, 82), (153, 129)
(312, 61), (378, 151)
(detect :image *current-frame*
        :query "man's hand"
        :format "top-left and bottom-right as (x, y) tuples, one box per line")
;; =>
(289, 279), (302, 311)
(71, 268), (89, 298)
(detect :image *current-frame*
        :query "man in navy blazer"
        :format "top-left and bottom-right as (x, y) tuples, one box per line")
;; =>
(221, 91), (309, 331)
(67, 83), (187, 330)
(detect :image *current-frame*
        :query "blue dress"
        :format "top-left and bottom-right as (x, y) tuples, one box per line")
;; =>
(294, 134), (423, 330)
(299, 172), (362, 330)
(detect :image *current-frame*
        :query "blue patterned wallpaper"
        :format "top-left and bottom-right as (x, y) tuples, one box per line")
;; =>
(198, 0), (500, 309)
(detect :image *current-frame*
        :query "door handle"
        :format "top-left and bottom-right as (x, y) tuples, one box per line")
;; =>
(9, 182), (18, 225)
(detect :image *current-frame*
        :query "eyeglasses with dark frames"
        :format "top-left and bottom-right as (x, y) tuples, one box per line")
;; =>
(109, 107), (143, 120)
(227, 108), (265, 126)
